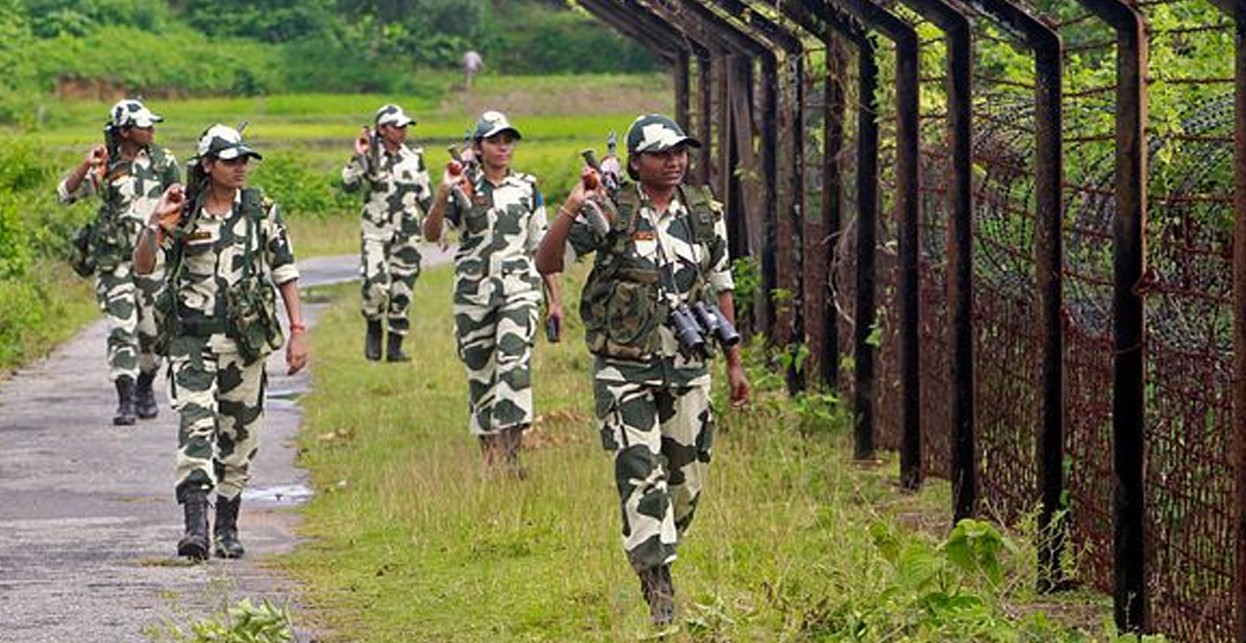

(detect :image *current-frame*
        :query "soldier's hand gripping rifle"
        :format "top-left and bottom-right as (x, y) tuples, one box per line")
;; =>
(578, 141), (622, 236)
(446, 144), (478, 213)
(355, 125), (383, 180)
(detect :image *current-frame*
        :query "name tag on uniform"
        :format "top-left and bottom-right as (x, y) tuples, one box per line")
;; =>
(633, 230), (656, 241)
(186, 229), (215, 246)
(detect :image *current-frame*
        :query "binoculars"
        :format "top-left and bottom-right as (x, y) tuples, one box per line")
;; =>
(667, 300), (742, 359)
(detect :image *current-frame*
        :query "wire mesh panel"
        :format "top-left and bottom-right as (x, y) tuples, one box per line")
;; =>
(1027, 0), (1121, 601)
(1134, 3), (1236, 638)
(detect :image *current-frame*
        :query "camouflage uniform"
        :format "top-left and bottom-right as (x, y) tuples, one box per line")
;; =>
(58, 106), (179, 385)
(342, 105), (432, 339)
(565, 181), (734, 574)
(158, 150), (298, 502)
(444, 169), (548, 436)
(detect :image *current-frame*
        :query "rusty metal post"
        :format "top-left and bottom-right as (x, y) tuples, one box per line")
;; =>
(695, 55), (713, 186)
(1236, 9), (1246, 640)
(1208, 0), (1246, 638)
(675, 52), (691, 133)
(701, 0), (807, 393)
(895, 0), (974, 517)
(822, 38), (847, 390)
(942, 0), (1065, 590)
(808, 0), (918, 468)
(1069, 0), (1148, 632)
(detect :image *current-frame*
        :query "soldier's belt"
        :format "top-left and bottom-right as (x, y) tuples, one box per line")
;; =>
(178, 317), (227, 337)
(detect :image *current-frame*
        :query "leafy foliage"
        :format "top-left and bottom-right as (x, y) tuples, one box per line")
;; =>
(152, 598), (294, 643)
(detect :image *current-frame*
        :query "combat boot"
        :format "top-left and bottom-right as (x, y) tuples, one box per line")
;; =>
(113, 375), (137, 426)
(500, 425), (528, 480)
(213, 494), (245, 559)
(639, 563), (676, 625)
(365, 319), (383, 361)
(177, 489), (211, 560)
(386, 332), (411, 362)
(134, 369), (159, 420)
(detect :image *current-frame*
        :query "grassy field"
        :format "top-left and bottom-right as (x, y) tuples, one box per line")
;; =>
(284, 263), (1125, 642)
(1, 74), (670, 374)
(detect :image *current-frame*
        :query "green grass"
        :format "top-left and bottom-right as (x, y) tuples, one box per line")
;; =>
(284, 264), (1121, 642)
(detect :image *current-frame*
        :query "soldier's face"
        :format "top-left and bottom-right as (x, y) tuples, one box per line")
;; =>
(206, 156), (250, 190)
(122, 125), (154, 146)
(380, 123), (407, 146)
(633, 145), (688, 190)
(478, 132), (517, 172)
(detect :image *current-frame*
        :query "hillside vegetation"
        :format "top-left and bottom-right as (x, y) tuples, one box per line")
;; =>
(0, 0), (659, 125)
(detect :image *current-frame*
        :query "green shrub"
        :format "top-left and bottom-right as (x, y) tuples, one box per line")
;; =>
(250, 149), (355, 220)
(483, 4), (660, 75)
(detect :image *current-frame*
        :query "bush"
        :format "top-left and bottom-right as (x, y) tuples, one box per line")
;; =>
(250, 149), (355, 220)
(482, 4), (660, 75)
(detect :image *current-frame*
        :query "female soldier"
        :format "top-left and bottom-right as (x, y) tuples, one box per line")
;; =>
(58, 99), (180, 425)
(134, 124), (308, 560)
(535, 114), (750, 625)
(422, 110), (562, 478)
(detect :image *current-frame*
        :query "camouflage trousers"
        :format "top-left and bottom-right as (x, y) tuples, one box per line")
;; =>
(595, 379), (715, 572)
(360, 228), (422, 335)
(168, 338), (266, 503)
(454, 297), (537, 435)
(94, 260), (163, 381)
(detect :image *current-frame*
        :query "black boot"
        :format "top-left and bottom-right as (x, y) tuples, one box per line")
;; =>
(214, 495), (245, 559)
(365, 319), (383, 361)
(113, 376), (136, 426)
(386, 332), (411, 362)
(134, 370), (158, 420)
(177, 489), (210, 560)
(639, 564), (676, 625)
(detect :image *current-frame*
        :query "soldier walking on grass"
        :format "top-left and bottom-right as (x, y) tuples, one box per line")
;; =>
(57, 99), (180, 425)
(535, 114), (751, 625)
(423, 110), (562, 478)
(134, 124), (308, 560)
(342, 104), (433, 362)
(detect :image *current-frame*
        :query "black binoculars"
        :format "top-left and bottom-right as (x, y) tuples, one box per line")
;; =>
(667, 300), (742, 359)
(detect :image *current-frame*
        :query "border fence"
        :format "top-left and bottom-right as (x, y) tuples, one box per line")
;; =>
(579, 0), (1242, 639)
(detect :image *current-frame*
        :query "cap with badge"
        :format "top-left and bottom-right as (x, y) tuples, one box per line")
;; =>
(375, 104), (416, 128)
(472, 110), (522, 141)
(196, 124), (262, 161)
(625, 114), (701, 155)
(109, 99), (163, 129)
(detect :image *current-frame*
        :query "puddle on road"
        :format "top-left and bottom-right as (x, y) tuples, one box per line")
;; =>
(242, 483), (314, 505)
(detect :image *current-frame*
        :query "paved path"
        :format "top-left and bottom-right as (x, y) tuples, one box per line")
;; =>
(0, 245), (451, 642)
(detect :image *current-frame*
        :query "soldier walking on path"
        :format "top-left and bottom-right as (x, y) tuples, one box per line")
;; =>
(57, 99), (180, 425)
(423, 110), (562, 478)
(133, 124), (309, 560)
(535, 114), (751, 625)
(342, 104), (433, 362)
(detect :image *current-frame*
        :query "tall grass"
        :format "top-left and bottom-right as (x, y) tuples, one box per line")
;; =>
(285, 265), (1126, 641)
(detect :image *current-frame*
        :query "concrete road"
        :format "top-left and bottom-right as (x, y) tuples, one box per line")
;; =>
(0, 245), (451, 642)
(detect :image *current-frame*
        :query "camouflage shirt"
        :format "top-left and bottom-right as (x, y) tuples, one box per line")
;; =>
(444, 170), (548, 307)
(565, 183), (734, 386)
(342, 145), (433, 239)
(58, 146), (180, 266)
(161, 189), (299, 353)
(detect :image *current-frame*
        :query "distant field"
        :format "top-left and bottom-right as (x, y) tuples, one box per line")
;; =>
(0, 73), (672, 373)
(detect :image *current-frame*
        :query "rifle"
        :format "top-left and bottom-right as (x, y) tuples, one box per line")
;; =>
(577, 132), (623, 235)
(446, 144), (478, 213)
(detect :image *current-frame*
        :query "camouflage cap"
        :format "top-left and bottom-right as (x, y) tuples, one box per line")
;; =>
(472, 110), (521, 140)
(625, 114), (700, 154)
(196, 124), (262, 161)
(375, 103), (415, 128)
(110, 99), (162, 128)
